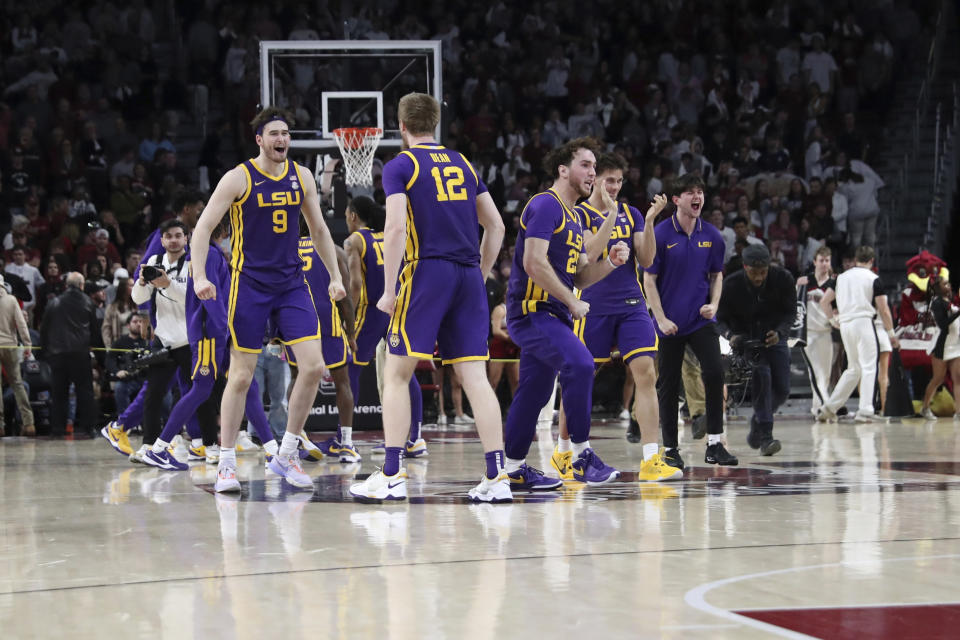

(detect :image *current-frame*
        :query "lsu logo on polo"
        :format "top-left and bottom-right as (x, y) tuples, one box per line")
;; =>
(698, 241), (712, 248)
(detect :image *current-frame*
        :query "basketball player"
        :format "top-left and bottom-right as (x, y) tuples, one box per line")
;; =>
(551, 152), (681, 482)
(796, 246), (836, 416)
(342, 196), (426, 457)
(142, 220), (280, 470)
(191, 107), (346, 492)
(643, 173), (739, 469)
(349, 92), (508, 502)
(291, 239), (361, 463)
(816, 246), (899, 422)
(503, 138), (630, 488)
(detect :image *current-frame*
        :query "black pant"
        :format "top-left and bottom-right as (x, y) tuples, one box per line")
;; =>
(49, 352), (95, 436)
(656, 324), (725, 449)
(142, 345), (194, 446)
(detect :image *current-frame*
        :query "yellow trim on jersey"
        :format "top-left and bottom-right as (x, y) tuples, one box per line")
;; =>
(623, 202), (636, 229)
(518, 192), (553, 231)
(250, 158), (289, 181)
(236, 164), (252, 206)
(441, 354), (489, 365)
(282, 333), (321, 346)
(352, 230), (367, 261)
(227, 179), (248, 351)
(594, 357), (613, 363)
(292, 161), (306, 187)
(574, 315), (586, 341)
(330, 297), (343, 338)
(462, 156), (480, 187)
(283, 345), (297, 367)
(324, 335), (349, 369)
(410, 144), (445, 149)
(210, 338), (218, 377)
(391, 261), (419, 354)
(405, 200), (420, 262)
(622, 341), (659, 361)
(400, 150), (420, 190)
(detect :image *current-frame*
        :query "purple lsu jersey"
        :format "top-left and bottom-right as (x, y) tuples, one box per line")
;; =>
(229, 159), (307, 288)
(506, 189), (584, 322)
(381, 143), (487, 266)
(350, 227), (386, 335)
(575, 201), (648, 316)
(297, 237), (343, 341)
(186, 241), (230, 342)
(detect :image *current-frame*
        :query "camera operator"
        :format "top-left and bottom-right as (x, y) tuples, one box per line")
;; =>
(129, 219), (191, 461)
(105, 312), (149, 414)
(717, 244), (796, 456)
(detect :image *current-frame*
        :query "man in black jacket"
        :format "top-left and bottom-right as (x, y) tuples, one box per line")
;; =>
(39, 272), (101, 437)
(717, 244), (796, 456)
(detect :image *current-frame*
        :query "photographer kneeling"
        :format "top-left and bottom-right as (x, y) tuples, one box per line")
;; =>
(717, 244), (797, 456)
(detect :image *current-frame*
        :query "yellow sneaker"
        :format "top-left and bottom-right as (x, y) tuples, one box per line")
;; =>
(550, 447), (574, 481)
(638, 453), (684, 482)
(102, 424), (133, 456)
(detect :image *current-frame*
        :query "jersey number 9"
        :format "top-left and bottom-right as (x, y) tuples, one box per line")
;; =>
(431, 167), (467, 202)
(273, 209), (287, 233)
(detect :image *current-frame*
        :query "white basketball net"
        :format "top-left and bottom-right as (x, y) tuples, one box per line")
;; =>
(333, 127), (382, 187)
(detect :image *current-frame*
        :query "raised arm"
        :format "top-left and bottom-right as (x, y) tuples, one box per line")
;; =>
(192, 167), (246, 301)
(574, 240), (629, 290)
(299, 170), (345, 302)
(582, 190), (620, 263)
(634, 194), (667, 268)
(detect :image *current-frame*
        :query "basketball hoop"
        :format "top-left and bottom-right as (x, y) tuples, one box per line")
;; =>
(332, 127), (382, 187)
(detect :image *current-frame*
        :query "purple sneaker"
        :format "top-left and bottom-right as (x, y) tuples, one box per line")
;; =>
(571, 448), (620, 485)
(507, 464), (563, 490)
(143, 449), (188, 471)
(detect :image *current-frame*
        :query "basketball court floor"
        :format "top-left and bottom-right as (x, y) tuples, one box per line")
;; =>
(2, 416), (959, 639)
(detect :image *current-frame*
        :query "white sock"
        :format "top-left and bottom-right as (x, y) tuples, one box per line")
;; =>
(340, 426), (353, 446)
(557, 436), (571, 453)
(151, 439), (169, 454)
(263, 440), (278, 456)
(572, 440), (590, 456)
(279, 431), (299, 458)
(504, 457), (523, 473)
(642, 442), (659, 461)
(219, 447), (236, 467)
(708, 433), (723, 445)
(191, 438), (202, 448)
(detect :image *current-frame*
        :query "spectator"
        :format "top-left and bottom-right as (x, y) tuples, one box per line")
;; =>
(101, 276), (135, 347)
(837, 160), (884, 249)
(138, 121), (175, 164)
(767, 208), (801, 273)
(77, 227), (121, 268)
(709, 207), (736, 258)
(35, 257), (65, 321)
(0, 274), (34, 437)
(5, 247), (43, 314)
(825, 177), (848, 243)
(802, 34), (838, 96)
(23, 196), (50, 249)
(106, 312), (148, 415)
(39, 272), (100, 437)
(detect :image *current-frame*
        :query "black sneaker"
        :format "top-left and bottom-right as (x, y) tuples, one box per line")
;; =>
(691, 414), (707, 439)
(663, 448), (685, 470)
(705, 443), (739, 465)
(760, 439), (781, 456)
(626, 418), (641, 443)
(746, 415), (762, 449)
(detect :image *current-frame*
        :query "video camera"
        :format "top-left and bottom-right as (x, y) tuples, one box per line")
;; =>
(107, 347), (172, 381)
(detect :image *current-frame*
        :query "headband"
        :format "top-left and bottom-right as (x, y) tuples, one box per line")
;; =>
(256, 117), (289, 137)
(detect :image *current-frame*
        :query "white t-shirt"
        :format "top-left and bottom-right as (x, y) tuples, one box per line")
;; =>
(802, 51), (838, 93)
(835, 266), (882, 323)
(4, 262), (43, 310)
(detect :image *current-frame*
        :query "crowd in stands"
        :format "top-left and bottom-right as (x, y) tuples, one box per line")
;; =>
(0, 0), (933, 433)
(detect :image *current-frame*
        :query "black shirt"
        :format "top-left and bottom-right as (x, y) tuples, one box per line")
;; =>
(717, 266), (797, 342)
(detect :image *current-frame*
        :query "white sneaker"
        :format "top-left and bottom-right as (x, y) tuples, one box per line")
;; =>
(215, 464), (241, 493)
(267, 454), (313, 489)
(453, 414), (475, 425)
(129, 444), (149, 464)
(350, 468), (408, 500)
(922, 407), (937, 420)
(854, 410), (883, 423)
(206, 444), (220, 464)
(618, 408), (630, 421)
(436, 414), (448, 426)
(467, 472), (513, 503)
(236, 430), (261, 453)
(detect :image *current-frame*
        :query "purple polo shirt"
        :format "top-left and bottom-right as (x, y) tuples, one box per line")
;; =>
(644, 214), (725, 337)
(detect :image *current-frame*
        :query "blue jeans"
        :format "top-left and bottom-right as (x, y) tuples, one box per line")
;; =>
(751, 342), (792, 432)
(114, 380), (142, 415)
(255, 349), (290, 440)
